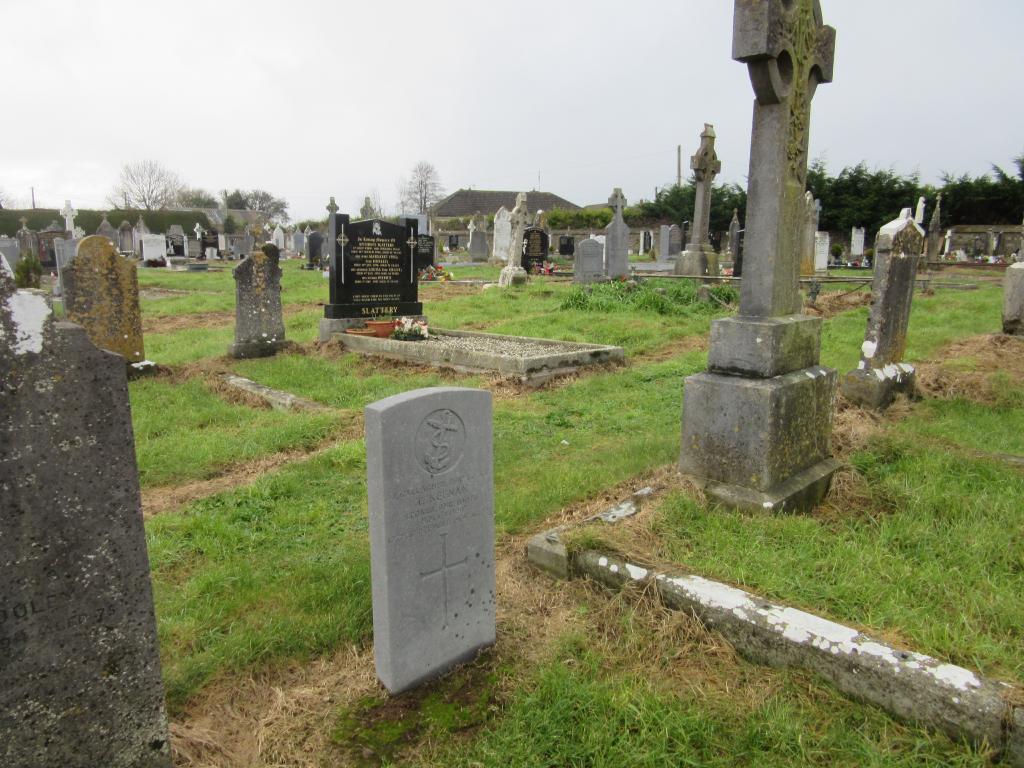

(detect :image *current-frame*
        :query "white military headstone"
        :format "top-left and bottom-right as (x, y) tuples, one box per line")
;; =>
(814, 231), (830, 272)
(364, 387), (496, 694)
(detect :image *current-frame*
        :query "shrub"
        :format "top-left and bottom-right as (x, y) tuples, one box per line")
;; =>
(14, 253), (43, 288)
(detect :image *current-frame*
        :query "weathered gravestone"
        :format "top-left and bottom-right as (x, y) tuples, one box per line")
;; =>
(62, 236), (146, 367)
(851, 226), (866, 258)
(814, 231), (830, 272)
(508, 192), (530, 264)
(677, 124), (722, 277)
(0, 253), (12, 279)
(574, 237), (605, 284)
(926, 194), (943, 263)
(1003, 262), (1024, 335)
(467, 219), (489, 262)
(680, 0), (838, 512)
(491, 206), (512, 263)
(841, 212), (923, 409)
(658, 225), (671, 261)
(667, 224), (682, 259)
(605, 188), (630, 279)
(727, 209), (742, 270)
(140, 234), (166, 265)
(229, 243), (288, 359)
(520, 227), (549, 272)
(95, 216), (119, 245)
(365, 387), (496, 693)
(319, 210), (423, 341)
(800, 193), (820, 276)
(291, 227), (305, 254)
(0, 273), (171, 767)
(118, 220), (134, 253)
(272, 224), (286, 250)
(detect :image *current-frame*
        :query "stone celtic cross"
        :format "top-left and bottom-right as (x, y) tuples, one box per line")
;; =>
(733, 0), (835, 317)
(687, 124), (721, 249)
(608, 188), (626, 217)
(326, 196), (339, 215)
(61, 199), (77, 232)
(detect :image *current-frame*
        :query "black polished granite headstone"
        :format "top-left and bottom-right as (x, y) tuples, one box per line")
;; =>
(521, 227), (549, 272)
(305, 231), (324, 269)
(0, 274), (171, 767)
(324, 214), (423, 319)
(447, 234), (459, 251)
(415, 234), (436, 271)
(558, 235), (575, 256)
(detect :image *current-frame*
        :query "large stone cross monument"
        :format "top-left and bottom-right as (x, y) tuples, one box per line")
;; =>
(676, 124), (722, 277)
(680, 0), (839, 512)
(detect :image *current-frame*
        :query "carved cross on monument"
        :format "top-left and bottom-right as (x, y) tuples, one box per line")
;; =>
(193, 223), (204, 239)
(18, 217), (29, 231)
(326, 196), (339, 215)
(61, 200), (77, 233)
(733, 0), (835, 317)
(687, 124), (722, 250)
(419, 533), (467, 629)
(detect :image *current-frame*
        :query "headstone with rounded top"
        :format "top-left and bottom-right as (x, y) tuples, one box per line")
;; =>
(62, 235), (146, 368)
(364, 387), (496, 694)
(574, 237), (605, 284)
(491, 206), (512, 264)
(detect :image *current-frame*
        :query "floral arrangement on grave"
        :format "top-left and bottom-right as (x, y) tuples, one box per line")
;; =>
(530, 261), (558, 275)
(391, 317), (429, 341)
(418, 265), (451, 282)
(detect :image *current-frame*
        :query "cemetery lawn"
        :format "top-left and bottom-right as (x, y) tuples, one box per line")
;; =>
(137, 266), (1020, 764)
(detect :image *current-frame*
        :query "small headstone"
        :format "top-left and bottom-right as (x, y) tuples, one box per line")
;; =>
(95, 216), (119, 245)
(492, 207), (512, 263)
(926, 195), (943, 262)
(498, 264), (527, 287)
(667, 224), (682, 258)
(0, 273), (171, 766)
(814, 231), (830, 273)
(1003, 263), (1024, 336)
(574, 237), (605, 284)
(291, 227), (305, 253)
(447, 234), (460, 252)
(851, 226), (866, 258)
(305, 231), (324, 269)
(229, 244), (288, 359)
(914, 196), (926, 225)
(467, 220), (488, 262)
(364, 387), (496, 694)
(605, 188), (630, 279)
(62, 236), (146, 366)
(841, 212), (924, 409)
(800, 193), (819, 275)
(508, 193), (530, 264)
(658, 225), (671, 261)
(558, 235), (575, 256)
(118, 220), (134, 253)
(415, 234), (436, 272)
(140, 234), (167, 264)
(520, 227), (549, 272)
(272, 224), (286, 250)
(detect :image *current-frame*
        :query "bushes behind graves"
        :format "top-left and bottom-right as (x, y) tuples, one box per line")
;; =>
(14, 252), (42, 288)
(560, 279), (737, 316)
(545, 208), (614, 230)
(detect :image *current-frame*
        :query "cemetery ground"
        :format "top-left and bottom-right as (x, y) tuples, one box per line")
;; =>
(128, 263), (1021, 766)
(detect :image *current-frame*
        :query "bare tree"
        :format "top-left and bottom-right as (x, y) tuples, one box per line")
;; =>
(399, 161), (445, 214)
(108, 160), (183, 210)
(0, 186), (15, 209)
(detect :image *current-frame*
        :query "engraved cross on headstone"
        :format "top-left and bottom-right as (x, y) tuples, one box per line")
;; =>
(687, 124), (722, 249)
(61, 200), (77, 233)
(732, 0), (835, 317)
(406, 229), (418, 283)
(419, 533), (467, 628)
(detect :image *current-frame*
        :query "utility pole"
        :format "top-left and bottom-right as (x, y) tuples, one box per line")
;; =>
(677, 145), (682, 187)
(31, 186), (36, 209)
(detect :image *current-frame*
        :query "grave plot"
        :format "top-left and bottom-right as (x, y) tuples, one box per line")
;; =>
(336, 327), (624, 385)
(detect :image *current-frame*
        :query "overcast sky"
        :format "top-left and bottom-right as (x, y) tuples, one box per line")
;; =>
(3, 0), (1022, 221)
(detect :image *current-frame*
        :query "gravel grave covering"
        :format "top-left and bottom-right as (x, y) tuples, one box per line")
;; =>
(420, 333), (593, 357)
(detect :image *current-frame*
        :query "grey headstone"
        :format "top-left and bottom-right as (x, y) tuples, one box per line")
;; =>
(1002, 263), (1024, 335)
(658, 225), (671, 261)
(574, 237), (605, 284)
(364, 387), (496, 694)
(668, 224), (682, 257)
(95, 216), (119, 245)
(851, 227), (866, 257)
(685, 124), (721, 253)
(0, 274), (171, 767)
(0, 237), (20, 273)
(842, 213), (924, 409)
(468, 224), (489, 262)
(229, 244), (287, 358)
(604, 188), (630, 279)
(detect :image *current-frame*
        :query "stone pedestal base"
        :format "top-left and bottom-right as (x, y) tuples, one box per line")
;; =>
(319, 316), (427, 343)
(674, 248), (719, 277)
(680, 366), (839, 513)
(229, 339), (291, 359)
(841, 365), (916, 410)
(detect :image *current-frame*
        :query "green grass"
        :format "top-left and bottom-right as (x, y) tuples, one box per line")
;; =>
(134, 267), (1020, 764)
(424, 639), (986, 767)
(130, 377), (342, 487)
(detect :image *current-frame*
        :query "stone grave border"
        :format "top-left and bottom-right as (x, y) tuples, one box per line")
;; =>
(337, 328), (624, 385)
(527, 489), (1024, 766)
